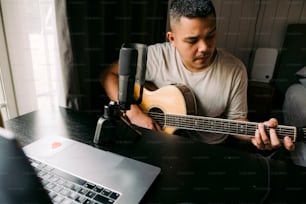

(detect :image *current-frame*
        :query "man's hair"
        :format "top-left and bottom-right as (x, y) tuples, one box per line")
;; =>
(169, 0), (216, 24)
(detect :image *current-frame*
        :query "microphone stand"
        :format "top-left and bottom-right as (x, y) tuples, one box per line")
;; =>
(93, 101), (118, 145)
(94, 43), (146, 146)
(93, 96), (143, 146)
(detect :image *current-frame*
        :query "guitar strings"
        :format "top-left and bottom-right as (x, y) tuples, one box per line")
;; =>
(148, 112), (295, 138)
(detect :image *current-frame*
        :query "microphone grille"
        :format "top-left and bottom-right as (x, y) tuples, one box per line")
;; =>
(119, 47), (138, 75)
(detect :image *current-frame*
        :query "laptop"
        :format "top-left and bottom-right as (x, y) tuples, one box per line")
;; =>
(0, 127), (161, 204)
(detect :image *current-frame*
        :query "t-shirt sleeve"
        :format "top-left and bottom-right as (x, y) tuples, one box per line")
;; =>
(145, 44), (161, 82)
(226, 63), (248, 120)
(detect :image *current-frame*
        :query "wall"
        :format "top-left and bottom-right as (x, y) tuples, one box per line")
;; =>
(213, 0), (306, 73)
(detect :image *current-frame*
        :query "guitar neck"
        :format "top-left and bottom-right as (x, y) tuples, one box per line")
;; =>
(149, 112), (305, 142)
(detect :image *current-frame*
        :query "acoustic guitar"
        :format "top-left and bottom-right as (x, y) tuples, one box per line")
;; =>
(134, 83), (306, 142)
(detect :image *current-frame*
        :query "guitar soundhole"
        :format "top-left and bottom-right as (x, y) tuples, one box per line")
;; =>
(148, 108), (165, 127)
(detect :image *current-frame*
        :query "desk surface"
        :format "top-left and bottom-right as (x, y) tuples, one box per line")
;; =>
(5, 107), (306, 203)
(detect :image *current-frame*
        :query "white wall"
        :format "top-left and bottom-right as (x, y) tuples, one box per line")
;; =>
(213, 0), (306, 70)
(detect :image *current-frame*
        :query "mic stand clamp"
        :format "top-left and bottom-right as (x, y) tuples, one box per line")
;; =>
(93, 101), (118, 145)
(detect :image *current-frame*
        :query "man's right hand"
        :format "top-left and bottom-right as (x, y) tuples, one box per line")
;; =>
(125, 104), (162, 131)
(100, 61), (161, 131)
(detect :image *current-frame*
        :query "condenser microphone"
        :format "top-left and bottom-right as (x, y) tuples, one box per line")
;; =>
(118, 47), (138, 111)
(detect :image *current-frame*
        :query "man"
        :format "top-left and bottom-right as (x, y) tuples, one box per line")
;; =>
(100, 0), (294, 151)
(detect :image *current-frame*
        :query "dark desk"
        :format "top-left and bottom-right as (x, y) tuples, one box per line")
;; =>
(5, 107), (306, 203)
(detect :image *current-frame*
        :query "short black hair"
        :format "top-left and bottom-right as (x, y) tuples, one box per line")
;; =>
(169, 0), (216, 23)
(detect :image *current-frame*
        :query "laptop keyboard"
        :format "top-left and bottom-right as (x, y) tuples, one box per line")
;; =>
(29, 158), (121, 204)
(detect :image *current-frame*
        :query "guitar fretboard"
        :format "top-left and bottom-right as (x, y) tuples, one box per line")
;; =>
(149, 112), (299, 141)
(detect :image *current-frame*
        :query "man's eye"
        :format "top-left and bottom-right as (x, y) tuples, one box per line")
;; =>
(186, 40), (197, 44)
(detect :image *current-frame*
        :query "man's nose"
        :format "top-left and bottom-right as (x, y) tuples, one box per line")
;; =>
(198, 40), (208, 52)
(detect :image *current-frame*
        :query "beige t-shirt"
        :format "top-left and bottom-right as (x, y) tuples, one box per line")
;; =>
(145, 42), (248, 144)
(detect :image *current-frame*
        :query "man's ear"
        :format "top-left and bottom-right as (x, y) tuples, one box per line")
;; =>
(166, 31), (175, 45)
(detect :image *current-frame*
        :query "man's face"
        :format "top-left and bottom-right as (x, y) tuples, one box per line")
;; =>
(167, 14), (217, 72)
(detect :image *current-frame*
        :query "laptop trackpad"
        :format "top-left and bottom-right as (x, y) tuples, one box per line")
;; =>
(48, 142), (124, 178)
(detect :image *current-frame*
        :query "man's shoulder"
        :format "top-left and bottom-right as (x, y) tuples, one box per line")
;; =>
(217, 49), (245, 68)
(148, 42), (173, 52)
(217, 49), (240, 61)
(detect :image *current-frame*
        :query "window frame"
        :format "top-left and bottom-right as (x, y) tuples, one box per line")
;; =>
(0, 4), (18, 120)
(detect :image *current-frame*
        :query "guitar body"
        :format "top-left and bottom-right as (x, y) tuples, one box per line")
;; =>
(134, 83), (197, 134)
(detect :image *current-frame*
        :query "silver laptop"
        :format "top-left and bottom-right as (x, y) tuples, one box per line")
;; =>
(0, 128), (161, 204)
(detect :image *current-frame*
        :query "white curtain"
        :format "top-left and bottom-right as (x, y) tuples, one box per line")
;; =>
(0, 0), (73, 116)
(54, 0), (78, 110)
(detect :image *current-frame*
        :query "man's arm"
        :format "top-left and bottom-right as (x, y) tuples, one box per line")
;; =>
(100, 61), (120, 102)
(100, 62), (161, 131)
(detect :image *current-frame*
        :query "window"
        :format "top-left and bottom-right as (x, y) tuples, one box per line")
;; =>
(0, 68), (11, 121)
(0, 0), (65, 119)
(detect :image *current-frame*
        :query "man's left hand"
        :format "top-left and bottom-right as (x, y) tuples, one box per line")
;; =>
(251, 118), (295, 151)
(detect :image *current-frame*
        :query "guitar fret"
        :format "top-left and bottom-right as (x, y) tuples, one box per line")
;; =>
(247, 123), (256, 136)
(276, 126), (295, 140)
(238, 123), (246, 135)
